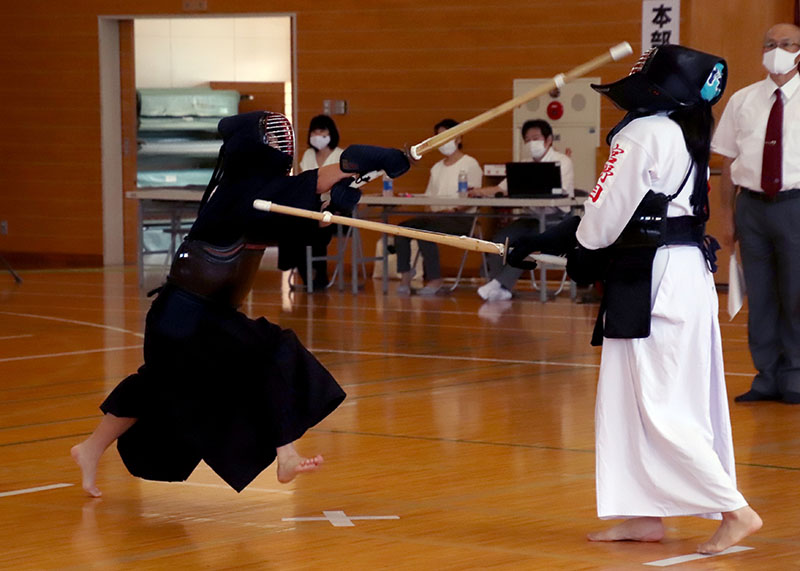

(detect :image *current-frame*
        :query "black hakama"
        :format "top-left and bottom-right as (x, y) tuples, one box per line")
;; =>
(101, 286), (345, 492)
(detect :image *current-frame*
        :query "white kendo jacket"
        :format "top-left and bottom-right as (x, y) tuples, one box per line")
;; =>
(571, 114), (710, 345)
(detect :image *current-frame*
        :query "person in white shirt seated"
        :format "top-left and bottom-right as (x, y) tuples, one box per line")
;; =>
(279, 114), (345, 291)
(395, 118), (483, 295)
(470, 119), (575, 301)
(299, 114), (344, 171)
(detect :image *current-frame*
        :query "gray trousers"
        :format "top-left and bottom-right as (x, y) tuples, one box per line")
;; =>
(736, 191), (800, 396)
(395, 215), (474, 281)
(487, 213), (569, 290)
(486, 218), (543, 289)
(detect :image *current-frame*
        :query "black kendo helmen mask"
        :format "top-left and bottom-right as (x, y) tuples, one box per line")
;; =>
(199, 111), (295, 211)
(592, 44), (727, 142)
(217, 110), (295, 176)
(593, 44), (727, 112)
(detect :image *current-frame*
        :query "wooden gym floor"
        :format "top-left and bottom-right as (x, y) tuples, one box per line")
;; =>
(1, 266), (799, 569)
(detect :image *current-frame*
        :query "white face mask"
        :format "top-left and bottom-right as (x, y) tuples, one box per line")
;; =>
(763, 47), (799, 75)
(438, 140), (458, 156)
(526, 139), (547, 160)
(310, 135), (331, 150)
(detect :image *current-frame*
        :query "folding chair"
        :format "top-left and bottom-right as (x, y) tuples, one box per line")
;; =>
(450, 213), (489, 291)
(303, 223), (349, 293)
(530, 264), (570, 302)
(0, 253), (22, 284)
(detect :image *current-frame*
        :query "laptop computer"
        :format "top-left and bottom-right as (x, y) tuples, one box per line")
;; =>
(505, 161), (563, 197)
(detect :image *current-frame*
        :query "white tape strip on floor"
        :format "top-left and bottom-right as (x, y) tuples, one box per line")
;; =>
(283, 511), (400, 527)
(0, 483), (73, 498)
(644, 545), (753, 566)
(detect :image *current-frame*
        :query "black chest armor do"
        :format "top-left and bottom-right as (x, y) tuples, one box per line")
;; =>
(167, 239), (266, 308)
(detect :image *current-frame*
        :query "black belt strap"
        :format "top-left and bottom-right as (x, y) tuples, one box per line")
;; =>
(741, 187), (800, 202)
(662, 216), (704, 245)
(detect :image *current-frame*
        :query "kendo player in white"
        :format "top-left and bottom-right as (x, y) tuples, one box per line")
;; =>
(71, 111), (410, 498)
(507, 45), (762, 554)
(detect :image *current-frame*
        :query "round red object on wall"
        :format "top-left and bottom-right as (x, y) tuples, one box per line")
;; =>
(546, 100), (564, 120)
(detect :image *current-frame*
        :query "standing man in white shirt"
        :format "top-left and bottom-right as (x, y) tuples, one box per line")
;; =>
(712, 23), (800, 404)
(471, 119), (574, 301)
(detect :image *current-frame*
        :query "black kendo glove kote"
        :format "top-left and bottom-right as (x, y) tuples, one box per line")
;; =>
(506, 235), (542, 270)
(506, 216), (581, 269)
(328, 177), (361, 216)
(340, 145), (411, 179)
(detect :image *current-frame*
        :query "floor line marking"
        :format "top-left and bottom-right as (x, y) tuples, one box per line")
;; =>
(6, 280), (751, 325)
(0, 345), (143, 363)
(0, 311), (755, 376)
(0, 483), (73, 498)
(0, 334), (34, 340)
(0, 311), (144, 338)
(644, 545), (753, 566)
(312, 347), (600, 370)
(312, 348), (756, 377)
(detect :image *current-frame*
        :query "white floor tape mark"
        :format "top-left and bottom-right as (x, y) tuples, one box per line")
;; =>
(283, 510), (399, 527)
(0, 483), (73, 498)
(644, 545), (753, 566)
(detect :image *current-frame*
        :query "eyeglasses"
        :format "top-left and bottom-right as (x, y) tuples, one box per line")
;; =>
(763, 40), (800, 52)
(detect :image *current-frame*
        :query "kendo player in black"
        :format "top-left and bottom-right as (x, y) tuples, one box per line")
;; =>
(71, 111), (410, 497)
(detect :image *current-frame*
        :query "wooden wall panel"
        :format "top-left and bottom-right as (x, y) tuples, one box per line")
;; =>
(0, 6), (102, 267)
(0, 0), (793, 270)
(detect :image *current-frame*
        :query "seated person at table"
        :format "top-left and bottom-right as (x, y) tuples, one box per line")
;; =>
(470, 119), (574, 301)
(395, 118), (483, 295)
(279, 114), (344, 291)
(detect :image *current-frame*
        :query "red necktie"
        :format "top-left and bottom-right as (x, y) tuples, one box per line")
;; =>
(761, 88), (783, 196)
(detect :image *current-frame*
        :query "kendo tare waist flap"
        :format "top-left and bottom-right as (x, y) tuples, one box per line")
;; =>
(593, 246), (658, 344)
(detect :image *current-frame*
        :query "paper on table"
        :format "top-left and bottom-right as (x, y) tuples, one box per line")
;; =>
(728, 252), (745, 320)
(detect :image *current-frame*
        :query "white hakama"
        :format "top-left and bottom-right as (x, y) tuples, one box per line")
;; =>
(595, 245), (747, 520)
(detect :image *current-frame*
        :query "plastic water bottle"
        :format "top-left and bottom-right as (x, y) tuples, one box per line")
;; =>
(382, 174), (393, 196)
(457, 170), (468, 195)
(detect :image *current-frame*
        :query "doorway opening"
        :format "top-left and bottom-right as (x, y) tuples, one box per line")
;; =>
(98, 14), (296, 268)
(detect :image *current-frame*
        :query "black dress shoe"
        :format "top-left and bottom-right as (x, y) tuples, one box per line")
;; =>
(734, 389), (781, 403)
(782, 391), (800, 405)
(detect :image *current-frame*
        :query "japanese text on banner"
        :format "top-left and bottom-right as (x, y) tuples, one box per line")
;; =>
(642, 0), (680, 52)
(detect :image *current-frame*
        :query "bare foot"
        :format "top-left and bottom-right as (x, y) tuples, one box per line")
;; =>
(70, 443), (102, 497)
(588, 517), (665, 542)
(276, 453), (324, 483)
(697, 506), (762, 554)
